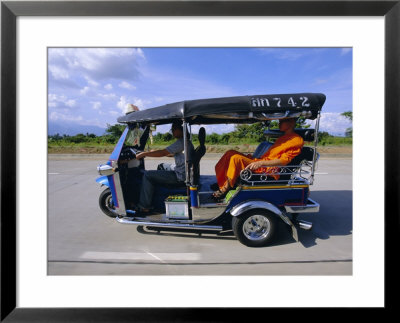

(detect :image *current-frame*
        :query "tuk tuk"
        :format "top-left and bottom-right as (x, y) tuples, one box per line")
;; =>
(96, 93), (326, 247)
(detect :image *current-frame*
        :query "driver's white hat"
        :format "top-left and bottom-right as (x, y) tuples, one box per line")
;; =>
(126, 103), (139, 114)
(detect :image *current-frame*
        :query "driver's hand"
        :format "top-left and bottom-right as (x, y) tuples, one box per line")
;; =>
(135, 152), (147, 160)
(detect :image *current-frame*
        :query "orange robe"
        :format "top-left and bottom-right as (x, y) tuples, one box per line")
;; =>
(215, 133), (304, 187)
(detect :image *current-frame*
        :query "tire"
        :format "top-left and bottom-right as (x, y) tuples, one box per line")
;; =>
(99, 188), (118, 218)
(232, 209), (277, 247)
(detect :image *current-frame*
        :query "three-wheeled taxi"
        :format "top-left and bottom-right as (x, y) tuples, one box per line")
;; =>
(96, 93), (326, 247)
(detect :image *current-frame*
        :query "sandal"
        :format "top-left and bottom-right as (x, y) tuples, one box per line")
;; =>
(212, 186), (230, 200)
(212, 189), (225, 199)
(212, 179), (232, 201)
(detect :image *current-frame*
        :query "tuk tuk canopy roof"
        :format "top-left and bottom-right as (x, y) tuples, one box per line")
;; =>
(117, 93), (326, 125)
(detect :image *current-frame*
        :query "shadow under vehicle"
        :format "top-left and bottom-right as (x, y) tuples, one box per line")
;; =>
(96, 93), (326, 247)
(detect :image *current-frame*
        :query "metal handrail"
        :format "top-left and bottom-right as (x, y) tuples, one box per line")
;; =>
(239, 159), (316, 185)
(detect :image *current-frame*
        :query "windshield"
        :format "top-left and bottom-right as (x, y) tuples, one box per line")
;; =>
(125, 124), (146, 147)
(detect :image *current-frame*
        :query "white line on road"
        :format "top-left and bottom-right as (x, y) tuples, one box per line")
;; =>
(314, 172), (328, 175)
(80, 251), (201, 262)
(147, 252), (167, 264)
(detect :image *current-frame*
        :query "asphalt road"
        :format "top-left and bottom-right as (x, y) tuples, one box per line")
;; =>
(48, 154), (352, 275)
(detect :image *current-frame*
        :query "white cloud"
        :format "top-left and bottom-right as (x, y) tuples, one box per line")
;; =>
(91, 101), (102, 110)
(98, 92), (117, 100)
(48, 65), (69, 80)
(80, 86), (90, 95)
(117, 96), (147, 113)
(119, 81), (136, 90)
(49, 111), (83, 122)
(48, 93), (77, 108)
(85, 76), (100, 87)
(65, 99), (76, 107)
(48, 48), (146, 82)
(117, 96), (129, 112)
(104, 83), (113, 90)
(316, 112), (352, 136)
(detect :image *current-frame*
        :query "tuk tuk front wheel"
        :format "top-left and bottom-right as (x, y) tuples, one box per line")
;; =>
(99, 188), (118, 218)
(232, 209), (277, 247)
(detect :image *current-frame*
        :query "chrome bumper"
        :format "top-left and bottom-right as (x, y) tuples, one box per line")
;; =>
(284, 198), (320, 213)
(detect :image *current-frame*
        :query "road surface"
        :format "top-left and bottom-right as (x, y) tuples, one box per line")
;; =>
(48, 154), (352, 275)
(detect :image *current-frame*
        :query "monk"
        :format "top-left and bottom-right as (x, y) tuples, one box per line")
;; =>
(213, 118), (304, 199)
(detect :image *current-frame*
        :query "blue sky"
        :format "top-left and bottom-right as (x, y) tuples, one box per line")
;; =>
(48, 47), (352, 136)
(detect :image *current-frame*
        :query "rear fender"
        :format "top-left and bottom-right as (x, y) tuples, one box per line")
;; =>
(229, 200), (298, 241)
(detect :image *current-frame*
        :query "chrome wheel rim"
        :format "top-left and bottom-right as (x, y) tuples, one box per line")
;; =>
(242, 214), (271, 241)
(105, 195), (116, 213)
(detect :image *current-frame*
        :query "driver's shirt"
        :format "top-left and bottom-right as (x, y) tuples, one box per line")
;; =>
(166, 138), (194, 182)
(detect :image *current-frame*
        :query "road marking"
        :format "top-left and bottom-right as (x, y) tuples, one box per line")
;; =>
(314, 172), (328, 175)
(147, 252), (167, 264)
(80, 251), (201, 262)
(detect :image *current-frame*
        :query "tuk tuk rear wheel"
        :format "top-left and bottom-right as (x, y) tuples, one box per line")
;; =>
(99, 188), (118, 218)
(232, 209), (277, 247)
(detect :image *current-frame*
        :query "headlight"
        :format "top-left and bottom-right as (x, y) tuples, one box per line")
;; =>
(97, 164), (115, 176)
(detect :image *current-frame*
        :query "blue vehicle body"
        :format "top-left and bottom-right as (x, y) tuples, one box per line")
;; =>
(96, 176), (109, 187)
(96, 128), (129, 208)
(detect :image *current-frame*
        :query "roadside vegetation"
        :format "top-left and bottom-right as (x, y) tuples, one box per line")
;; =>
(48, 114), (353, 154)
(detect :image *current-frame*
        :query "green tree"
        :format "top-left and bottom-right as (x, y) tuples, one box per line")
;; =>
(207, 133), (220, 144)
(105, 124), (126, 140)
(49, 133), (63, 141)
(266, 120), (279, 129)
(341, 111), (353, 121)
(220, 133), (231, 144)
(341, 111), (353, 137)
(69, 133), (86, 143)
(296, 117), (310, 129)
(162, 132), (173, 142)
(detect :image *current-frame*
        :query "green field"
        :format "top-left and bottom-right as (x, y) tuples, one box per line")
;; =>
(48, 140), (352, 155)
(48, 123), (352, 154)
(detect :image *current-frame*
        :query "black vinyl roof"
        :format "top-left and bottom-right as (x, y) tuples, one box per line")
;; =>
(117, 93), (326, 125)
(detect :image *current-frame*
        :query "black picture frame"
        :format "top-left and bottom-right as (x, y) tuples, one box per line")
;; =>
(1, 0), (398, 321)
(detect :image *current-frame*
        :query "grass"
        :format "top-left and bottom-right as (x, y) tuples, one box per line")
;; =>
(48, 142), (352, 155)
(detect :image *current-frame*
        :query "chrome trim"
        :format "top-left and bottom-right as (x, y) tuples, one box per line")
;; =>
(97, 164), (115, 176)
(231, 200), (282, 217)
(113, 172), (126, 215)
(183, 120), (189, 185)
(284, 198), (320, 213)
(240, 164), (314, 185)
(311, 111), (321, 184)
(191, 205), (226, 222)
(297, 220), (313, 230)
(230, 200), (298, 241)
(116, 217), (223, 231)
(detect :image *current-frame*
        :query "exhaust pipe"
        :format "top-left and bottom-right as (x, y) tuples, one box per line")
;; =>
(297, 220), (313, 230)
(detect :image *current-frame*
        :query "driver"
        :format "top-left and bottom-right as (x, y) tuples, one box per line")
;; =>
(135, 121), (194, 216)
(213, 118), (304, 199)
